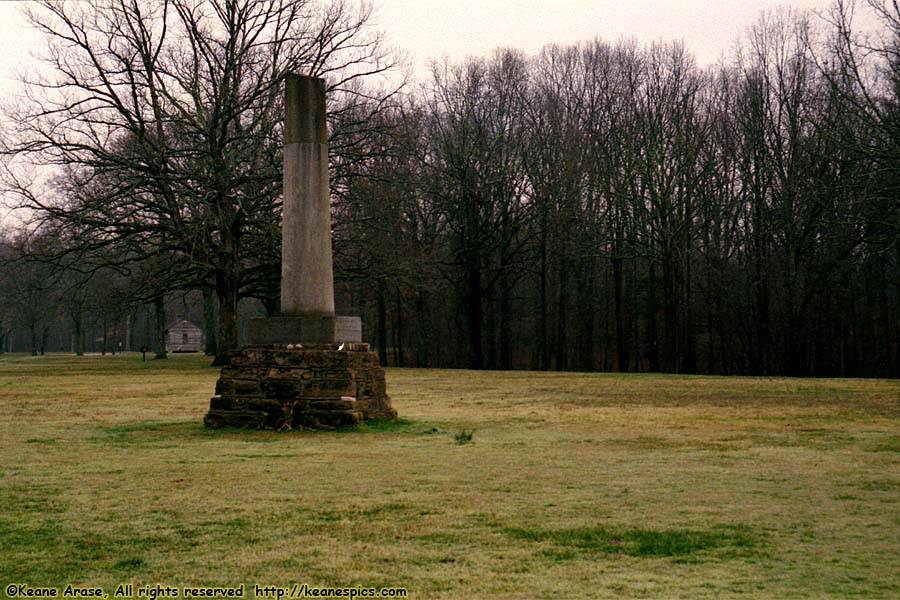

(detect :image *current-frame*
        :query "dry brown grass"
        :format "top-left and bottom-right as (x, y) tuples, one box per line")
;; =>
(1, 353), (898, 598)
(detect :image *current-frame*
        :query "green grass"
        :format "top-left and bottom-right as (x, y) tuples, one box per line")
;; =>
(0, 352), (899, 598)
(506, 524), (758, 558)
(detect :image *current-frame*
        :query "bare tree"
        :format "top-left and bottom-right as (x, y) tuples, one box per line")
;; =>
(2, 0), (402, 363)
(424, 50), (531, 369)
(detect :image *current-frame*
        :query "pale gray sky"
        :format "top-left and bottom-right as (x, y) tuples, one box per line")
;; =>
(377, 0), (832, 73)
(0, 0), (836, 94)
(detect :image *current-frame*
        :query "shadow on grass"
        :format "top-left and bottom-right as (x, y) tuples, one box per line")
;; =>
(208, 417), (441, 437)
(89, 417), (443, 447)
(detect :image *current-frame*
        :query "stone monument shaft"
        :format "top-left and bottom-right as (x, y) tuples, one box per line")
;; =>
(204, 72), (395, 429)
(281, 74), (335, 317)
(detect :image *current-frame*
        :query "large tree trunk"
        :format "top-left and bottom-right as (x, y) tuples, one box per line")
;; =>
(211, 217), (242, 365)
(212, 265), (239, 366)
(203, 287), (218, 356)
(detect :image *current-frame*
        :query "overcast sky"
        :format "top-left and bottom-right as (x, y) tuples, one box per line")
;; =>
(0, 0), (837, 93)
(377, 0), (832, 73)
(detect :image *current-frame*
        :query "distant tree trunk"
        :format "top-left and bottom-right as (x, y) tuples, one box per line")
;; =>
(465, 243), (484, 369)
(662, 252), (678, 372)
(376, 279), (387, 366)
(894, 245), (900, 378)
(613, 253), (629, 372)
(601, 263), (612, 371)
(485, 294), (497, 370)
(415, 289), (430, 367)
(73, 313), (84, 356)
(537, 216), (550, 370)
(647, 260), (660, 372)
(751, 261), (769, 376)
(628, 258), (640, 371)
(203, 287), (218, 356)
(706, 298), (716, 375)
(154, 296), (167, 360)
(555, 248), (568, 371)
(703, 229), (717, 374)
(125, 313), (132, 352)
(750, 185), (770, 375)
(887, 250), (900, 378)
(394, 285), (404, 367)
(576, 258), (595, 371)
(40, 325), (48, 356)
(864, 265), (880, 377)
(29, 316), (38, 356)
(499, 268), (513, 370)
(682, 206), (696, 373)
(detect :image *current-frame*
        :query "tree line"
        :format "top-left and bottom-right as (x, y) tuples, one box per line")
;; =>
(1, 0), (897, 376)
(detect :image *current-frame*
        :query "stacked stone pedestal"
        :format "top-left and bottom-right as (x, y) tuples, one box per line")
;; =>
(204, 343), (396, 430)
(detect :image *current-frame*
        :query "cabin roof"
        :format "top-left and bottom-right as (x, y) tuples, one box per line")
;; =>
(165, 319), (203, 332)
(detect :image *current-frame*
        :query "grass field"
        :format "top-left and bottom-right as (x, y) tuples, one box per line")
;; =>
(0, 353), (898, 599)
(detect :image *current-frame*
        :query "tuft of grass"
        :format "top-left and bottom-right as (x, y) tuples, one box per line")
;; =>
(112, 557), (144, 570)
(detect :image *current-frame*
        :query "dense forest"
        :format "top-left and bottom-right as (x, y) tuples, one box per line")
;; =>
(1, 0), (897, 377)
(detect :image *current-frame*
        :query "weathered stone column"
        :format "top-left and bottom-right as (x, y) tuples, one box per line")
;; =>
(249, 73), (361, 344)
(281, 74), (334, 317)
(205, 72), (394, 430)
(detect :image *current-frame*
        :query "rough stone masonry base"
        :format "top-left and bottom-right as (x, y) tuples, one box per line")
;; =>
(204, 343), (396, 429)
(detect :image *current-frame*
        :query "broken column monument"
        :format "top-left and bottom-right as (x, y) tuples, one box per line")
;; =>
(204, 73), (396, 429)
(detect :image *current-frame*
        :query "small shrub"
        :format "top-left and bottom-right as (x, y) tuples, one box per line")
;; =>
(454, 429), (474, 445)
